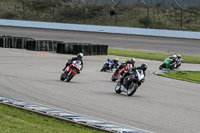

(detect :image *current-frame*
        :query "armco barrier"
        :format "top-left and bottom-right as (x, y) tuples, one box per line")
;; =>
(0, 35), (108, 55)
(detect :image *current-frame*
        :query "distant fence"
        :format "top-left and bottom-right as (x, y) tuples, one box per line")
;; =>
(0, 36), (108, 55)
(72, 0), (200, 7)
(0, 0), (200, 31)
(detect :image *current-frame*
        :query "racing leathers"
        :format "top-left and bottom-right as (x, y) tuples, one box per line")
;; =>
(63, 57), (83, 73)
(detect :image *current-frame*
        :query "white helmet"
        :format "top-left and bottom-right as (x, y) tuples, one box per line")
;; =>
(177, 54), (181, 58)
(77, 53), (83, 59)
(173, 55), (177, 58)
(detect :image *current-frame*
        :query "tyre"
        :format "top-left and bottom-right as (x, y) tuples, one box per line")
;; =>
(115, 83), (122, 94)
(159, 64), (165, 70)
(127, 82), (138, 96)
(66, 72), (75, 82)
(111, 74), (117, 81)
(111, 70), (119, 81)
(60, 73), (65, 81)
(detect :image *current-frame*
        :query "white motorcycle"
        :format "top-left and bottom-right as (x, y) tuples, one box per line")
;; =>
(115, 64), (147, 96)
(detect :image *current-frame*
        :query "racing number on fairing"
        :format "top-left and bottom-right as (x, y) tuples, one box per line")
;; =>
(75, 64), (80, 69)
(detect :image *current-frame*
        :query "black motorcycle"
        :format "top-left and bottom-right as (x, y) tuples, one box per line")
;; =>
(115, 64), (147, 96)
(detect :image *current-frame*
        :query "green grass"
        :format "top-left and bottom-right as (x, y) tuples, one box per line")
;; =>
(108, 49), (200, 64)
(1, 0), (200, 31)
(158, 71), (200, 84)
(0, 103), (105, 133)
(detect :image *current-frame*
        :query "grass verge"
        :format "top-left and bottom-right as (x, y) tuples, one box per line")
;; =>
(108, 49), (200, 64)
(157, 71), (200, 84)
(0, 103), (105, 133)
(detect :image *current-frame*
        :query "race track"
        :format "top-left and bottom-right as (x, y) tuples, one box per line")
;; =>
(0, 48), (200, 133)
(0, 25), (200, 56)
(0, 26), (200, 133)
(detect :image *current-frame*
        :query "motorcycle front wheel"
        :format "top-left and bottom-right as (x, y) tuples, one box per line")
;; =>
(66, 72), (75, 82)
(111, 70), (119, 81)
(60, 73), (65, 81)
(111, 74), (117, 81)
(159, 64), (165, 70)
(127, 82), (138, 96)
(115, 83), (122, 94)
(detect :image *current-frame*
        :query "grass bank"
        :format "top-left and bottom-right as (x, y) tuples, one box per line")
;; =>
(0, 103), (105, 133)
(0, 0), (200, 31)
(108, 49), (200, 64)
(157, 71), (200, 84)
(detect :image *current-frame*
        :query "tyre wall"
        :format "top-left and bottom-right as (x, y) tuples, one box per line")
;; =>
(0, 36), (108, 55)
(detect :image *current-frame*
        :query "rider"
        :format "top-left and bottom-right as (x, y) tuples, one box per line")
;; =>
(176, 54), (183, 62)
(118, 58), (135, 70)
(118, 58), (136, 84)
(119, 62), (148, 86)
(62, 53), (84, 73)
(110, 58), (120, 68)
(176, 54), (183, 68)
(169, 54), (177, 69)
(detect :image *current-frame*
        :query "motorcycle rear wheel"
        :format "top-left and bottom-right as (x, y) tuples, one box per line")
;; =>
(127, 82), (138, 96)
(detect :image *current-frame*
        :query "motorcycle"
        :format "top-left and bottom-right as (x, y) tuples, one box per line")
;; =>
(100, 58), (119, 72)
(159, 57), (175, 70)
(111, 63), (132, 81)
(60, 60), (82, 82)
(115, 64), (147, 96)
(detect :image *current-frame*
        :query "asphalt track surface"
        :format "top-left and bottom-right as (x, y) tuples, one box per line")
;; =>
(0, 25), (200, 56)
(0, 48), (200, 133)
(0, 26), (200, 133)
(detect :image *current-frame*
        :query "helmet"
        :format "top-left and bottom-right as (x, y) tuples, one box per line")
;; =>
(114, 58), (119, 63)
(76, 53), (83, 59)
(140, 64), (148, 71)
(130, 58), (135, 65)
(173, 55), (177, 58)
(177, 54), (181, 58)
(107, 58), (111, 62)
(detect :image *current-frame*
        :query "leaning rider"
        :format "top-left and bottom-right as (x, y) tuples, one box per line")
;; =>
(118, 58), (135, 70)
(62, 53), (84, 73)
(118, 58), (136, 85)
(169, 54), (177, 69)
(110, 58), (120, 68)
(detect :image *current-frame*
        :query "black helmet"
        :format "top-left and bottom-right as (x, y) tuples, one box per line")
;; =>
(76, 53), (83, 59)
(140, 64), (147, 71)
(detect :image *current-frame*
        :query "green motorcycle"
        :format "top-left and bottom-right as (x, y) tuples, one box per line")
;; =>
(159, 57), (175, 70)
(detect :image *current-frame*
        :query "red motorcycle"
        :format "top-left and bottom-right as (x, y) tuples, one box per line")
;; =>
(60, 60), (82, 82)
(111, 63), (132, 81)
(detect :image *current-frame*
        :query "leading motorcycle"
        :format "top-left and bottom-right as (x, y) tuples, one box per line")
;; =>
(60, 60), (82, 82)
(115, 64), (147, 96)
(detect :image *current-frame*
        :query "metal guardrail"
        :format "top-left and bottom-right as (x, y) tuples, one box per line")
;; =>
(72, 0), (200, 7)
